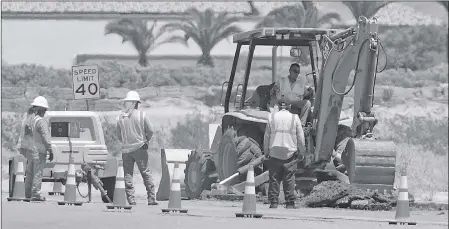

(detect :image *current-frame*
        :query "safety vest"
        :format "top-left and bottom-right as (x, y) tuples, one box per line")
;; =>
(278, 76), (305, 102)
(267, 109), (298, 160)
(117, 109), (147, 153)
(32, 116), (48, 154)
(17, 114), (35, 151)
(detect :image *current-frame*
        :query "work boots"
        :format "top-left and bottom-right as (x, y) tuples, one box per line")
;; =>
(148, 201), (158, 206)
(269, 203), (278, 209)
(148, 197), (158, 206)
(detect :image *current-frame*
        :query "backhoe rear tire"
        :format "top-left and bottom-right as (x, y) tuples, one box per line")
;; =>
(184, 150), (216, 199)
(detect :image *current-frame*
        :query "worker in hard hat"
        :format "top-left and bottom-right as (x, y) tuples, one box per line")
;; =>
(24, 96), (54, 201)
(263, 100), (307, 209)
(116, 91), (158, 206)
(17, 106), (36, 199)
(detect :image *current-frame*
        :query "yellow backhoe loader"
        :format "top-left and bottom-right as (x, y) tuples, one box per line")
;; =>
(177, 16), (397, 199)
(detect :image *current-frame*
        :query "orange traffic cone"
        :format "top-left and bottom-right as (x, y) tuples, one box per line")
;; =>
(57, 157), (83, 206)
(389, 170), (416, 225)
(235, 165), (263, 218)
(161, 163), (188, 213)
(106, 159), (132, 210)
(49, 181), (64, 196)
(7, 160), (27, 201)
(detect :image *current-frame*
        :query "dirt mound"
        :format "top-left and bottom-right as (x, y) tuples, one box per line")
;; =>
(299, 181), (397, 211)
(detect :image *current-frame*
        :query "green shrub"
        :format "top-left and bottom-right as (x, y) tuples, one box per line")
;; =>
(170, 112), (215, 151)
(2, 59), (447, 92)
(380, 25), (448, 71)
(375, 115), (448, 156)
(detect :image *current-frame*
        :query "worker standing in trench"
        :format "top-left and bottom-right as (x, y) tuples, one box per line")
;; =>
(24, 96), (54, 201)
(116, 91), (158, 206)
(263, 101), (307, 209)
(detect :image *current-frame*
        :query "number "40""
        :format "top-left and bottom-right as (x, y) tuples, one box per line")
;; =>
(76, 83), (98, 95)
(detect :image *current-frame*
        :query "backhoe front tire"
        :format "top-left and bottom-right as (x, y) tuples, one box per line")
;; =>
(184, 151), (216, 199)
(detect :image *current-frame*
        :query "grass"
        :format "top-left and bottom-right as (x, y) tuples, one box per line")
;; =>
(374, 114), (448, 200)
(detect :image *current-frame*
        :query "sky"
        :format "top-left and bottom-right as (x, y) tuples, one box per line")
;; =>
(1, 1), (447, 69)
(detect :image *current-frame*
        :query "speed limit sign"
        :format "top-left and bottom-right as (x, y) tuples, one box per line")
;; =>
(72, 65), (100, 100)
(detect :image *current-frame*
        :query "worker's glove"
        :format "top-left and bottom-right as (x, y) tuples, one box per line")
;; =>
(303, 87), (315, 100)
(303, 126), (311, 136)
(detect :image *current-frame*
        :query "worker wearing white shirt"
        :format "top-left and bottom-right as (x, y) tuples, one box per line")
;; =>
(272, 63), (312, 126)
(264, 101), (307, 209)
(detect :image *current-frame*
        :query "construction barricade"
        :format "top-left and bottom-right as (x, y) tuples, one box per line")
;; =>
(156, 149), (191, 201)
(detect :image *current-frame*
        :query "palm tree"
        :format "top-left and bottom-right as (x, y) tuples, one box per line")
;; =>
(159, 8), (243, 67)
(255, 2), (342, 65)
(342, 1), (391, 23)
(105, 18), (166, 67)
(255, 2), (342, 29)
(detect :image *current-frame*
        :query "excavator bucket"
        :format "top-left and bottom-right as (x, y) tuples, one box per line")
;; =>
(156, 149), (191, 201)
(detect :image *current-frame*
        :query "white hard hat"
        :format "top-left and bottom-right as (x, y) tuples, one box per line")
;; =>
(31, 96), (49, 109)
(124, 91), (140, 102)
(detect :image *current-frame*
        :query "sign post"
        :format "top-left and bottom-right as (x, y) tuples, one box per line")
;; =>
(72, 65), (100, 110)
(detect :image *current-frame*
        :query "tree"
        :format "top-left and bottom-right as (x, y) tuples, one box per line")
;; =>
(342, 1), (390, 22)
(244, 1), (260, 16)
(105, 19), (166, 67)
(255, 2), (342, 65)
(159, 8), (243, 67)
(255, 2), (341, 28)
(382, 25), (447, 70)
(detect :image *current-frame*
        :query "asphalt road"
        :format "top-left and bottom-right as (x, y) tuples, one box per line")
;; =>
(2, 194), (448, 229)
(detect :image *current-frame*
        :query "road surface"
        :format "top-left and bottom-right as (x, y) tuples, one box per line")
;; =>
(2, 194), (448, 229)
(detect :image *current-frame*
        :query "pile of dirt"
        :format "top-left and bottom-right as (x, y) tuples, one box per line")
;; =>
(298, 181), (397, 211)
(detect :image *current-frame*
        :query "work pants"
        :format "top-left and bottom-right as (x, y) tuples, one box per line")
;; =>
(122, 146), (156, 204)
(267, 154), (297, 205)
(24, 150), (47, 199)
(290, 100), (312, 125)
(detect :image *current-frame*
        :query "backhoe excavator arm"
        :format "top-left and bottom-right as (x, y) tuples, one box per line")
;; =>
(312, 16), (380, 164)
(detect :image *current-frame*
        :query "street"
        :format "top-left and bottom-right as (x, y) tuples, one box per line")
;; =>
(2, 194), (448, 229)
